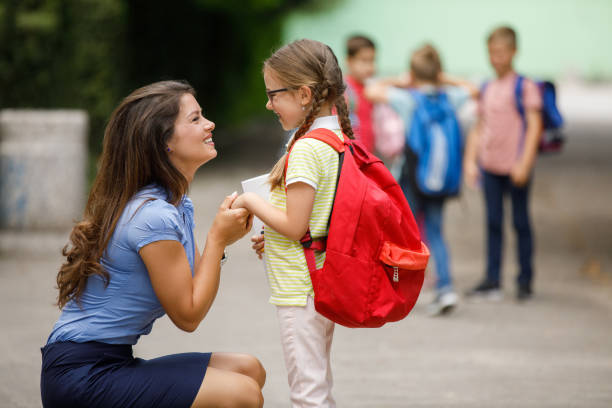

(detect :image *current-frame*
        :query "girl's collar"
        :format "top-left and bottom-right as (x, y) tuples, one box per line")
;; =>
(308, 115), (341, 132)
(286, 115), (341, 150)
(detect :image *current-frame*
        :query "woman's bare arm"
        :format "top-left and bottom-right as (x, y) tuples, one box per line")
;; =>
(140, 194), (251, 332)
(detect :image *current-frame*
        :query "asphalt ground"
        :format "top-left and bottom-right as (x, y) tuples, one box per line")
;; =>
(1, 121), (611, 407)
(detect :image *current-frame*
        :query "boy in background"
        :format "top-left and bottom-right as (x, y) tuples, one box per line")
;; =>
(464, 26), (542, 301)
(345, 34), (376, 152)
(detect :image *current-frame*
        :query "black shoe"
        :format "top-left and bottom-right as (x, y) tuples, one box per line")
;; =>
(465, 280), (502, 301)
(517, 285), (533, 301)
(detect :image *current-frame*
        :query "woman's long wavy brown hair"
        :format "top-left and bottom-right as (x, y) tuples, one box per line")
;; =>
(264, 39), (354, 190)
(56, 80), (194, 309)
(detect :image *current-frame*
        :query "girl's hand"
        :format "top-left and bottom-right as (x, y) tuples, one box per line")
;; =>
(209, 193), (251, 247)
(364, 81), (391, 104)
(437, 71), (448, 85)
(396, 72), (412, 88)
(230, 192), (253, 210)
(251, 234), (265, 259)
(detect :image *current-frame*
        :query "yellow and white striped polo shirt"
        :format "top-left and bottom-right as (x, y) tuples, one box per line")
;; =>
(264, 116), (344, 306)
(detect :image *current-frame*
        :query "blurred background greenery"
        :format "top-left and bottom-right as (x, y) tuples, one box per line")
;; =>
(0, 0), (319, 162)
(1, 0), (610, 175)
(285, 0), (612, 80)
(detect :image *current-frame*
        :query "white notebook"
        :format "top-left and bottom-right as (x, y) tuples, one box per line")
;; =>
(240, 173), (270, 237)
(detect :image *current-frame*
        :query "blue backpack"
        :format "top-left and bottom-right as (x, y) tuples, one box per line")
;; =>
(404, 90), (463, 198)
(515, 76), (565, 153)
(482, 75), (565, 153)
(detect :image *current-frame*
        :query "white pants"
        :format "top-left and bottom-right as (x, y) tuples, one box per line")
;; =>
(276, 296), (336, 408)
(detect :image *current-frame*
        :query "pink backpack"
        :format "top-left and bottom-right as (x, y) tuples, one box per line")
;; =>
(373, 103), (405, 159)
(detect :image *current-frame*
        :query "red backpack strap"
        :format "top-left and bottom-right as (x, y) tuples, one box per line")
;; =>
(300, 231), (327, 273)
(301, 128), (346, 153)
(283, 128), (348, 273)
(283, 128), (347, 181)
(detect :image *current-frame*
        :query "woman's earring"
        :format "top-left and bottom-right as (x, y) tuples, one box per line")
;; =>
(166, 147), (171, 152)
(301, 106), (306, 111)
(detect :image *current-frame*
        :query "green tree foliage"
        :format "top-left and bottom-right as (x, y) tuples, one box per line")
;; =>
(0, 0), (126, 155)
(0, 0), (313, 156)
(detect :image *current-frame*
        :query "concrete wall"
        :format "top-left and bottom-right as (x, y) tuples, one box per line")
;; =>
(0, 110), (88, 230)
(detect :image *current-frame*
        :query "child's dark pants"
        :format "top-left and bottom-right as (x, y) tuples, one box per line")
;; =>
(482, 170), (534, 289)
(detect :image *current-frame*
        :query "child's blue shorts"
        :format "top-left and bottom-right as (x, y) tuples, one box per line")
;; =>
(40, 340), (211, 408)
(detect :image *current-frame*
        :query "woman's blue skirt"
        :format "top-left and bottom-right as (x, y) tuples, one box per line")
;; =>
(40, 341), (211, 408)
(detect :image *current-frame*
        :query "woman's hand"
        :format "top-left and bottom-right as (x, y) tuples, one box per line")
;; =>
(209, 192), (252, 247)
(251, 234), (265, 259)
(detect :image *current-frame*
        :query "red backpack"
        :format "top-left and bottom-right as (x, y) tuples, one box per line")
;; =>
(285, 128), (429, 328)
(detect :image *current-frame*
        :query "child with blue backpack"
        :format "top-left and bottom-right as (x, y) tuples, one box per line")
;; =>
(365, 44), (478, 315)
(463, 26), (543, 301)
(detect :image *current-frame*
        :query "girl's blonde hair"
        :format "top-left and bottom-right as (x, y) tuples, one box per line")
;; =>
(264, 39), (354, 189)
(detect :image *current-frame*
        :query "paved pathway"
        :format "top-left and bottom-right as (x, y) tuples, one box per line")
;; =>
(1, 122), (611, 407)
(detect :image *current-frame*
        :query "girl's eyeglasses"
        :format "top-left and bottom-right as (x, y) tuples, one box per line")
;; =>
(266, 87), (289, 103)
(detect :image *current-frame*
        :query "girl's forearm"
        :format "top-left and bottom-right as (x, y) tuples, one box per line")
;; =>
(441, 73), (479, 99)
(364, 82), (390, 104)
(241, 192), (308, 241)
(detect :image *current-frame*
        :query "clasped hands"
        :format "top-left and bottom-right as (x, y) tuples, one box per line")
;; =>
(217, 192), (263, 259)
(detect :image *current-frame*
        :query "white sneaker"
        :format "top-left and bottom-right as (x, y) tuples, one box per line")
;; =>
(427, 291), (459, 316)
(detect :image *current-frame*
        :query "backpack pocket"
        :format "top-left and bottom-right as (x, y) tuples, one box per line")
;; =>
(379, 241), (429, 281)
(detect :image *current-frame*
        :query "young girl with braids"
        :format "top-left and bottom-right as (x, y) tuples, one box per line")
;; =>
(231, 39), (354, 407)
